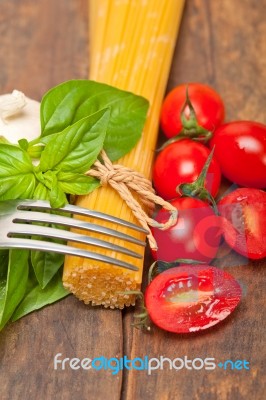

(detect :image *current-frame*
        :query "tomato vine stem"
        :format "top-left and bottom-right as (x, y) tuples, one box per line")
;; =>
(177, 147), (219, 214)
(157, 87), (213, 151)
(116, 291), (151, 331)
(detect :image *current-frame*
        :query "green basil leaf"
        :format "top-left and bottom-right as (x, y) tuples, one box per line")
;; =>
(0, 250), (29, 331)
(0, 250), (9, 278)
(11, 269), (69, 322)
(40, 80), (149, 161)
(57, 171), (100, 195)
(31, 249), (64, 289)
(33, 182), (50, 200)
(35, 169), (56, 188)
(0, 144), (36, 199)
(0, 250), (9, 316)
(34, 170), (67, 207)
(23, 262), (39, 295)
(18, 138), (29, 151)
(49, 184), (67, 208)
(0, 136), (10, 144)
(0, 280), (7, 320)
(27, 145), (44, 159)
(39, 109), (109, 174)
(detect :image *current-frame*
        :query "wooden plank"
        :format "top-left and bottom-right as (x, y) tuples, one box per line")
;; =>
(122, 0), (266, 399)
(0, 1), (123, 399)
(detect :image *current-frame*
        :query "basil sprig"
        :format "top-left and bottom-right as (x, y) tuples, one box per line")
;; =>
(0, 80), (149, 331)
(41, 79), (148, 161)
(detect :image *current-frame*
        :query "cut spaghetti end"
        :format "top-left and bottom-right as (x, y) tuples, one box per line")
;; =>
(63, 263), (140, 309)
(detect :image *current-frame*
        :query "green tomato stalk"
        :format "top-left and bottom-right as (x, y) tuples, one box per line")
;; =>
(158, 87), (213, 151)
(177, 147), (219, 214)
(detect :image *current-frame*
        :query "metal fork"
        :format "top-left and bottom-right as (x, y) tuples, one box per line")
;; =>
(0, 199), (148, 271)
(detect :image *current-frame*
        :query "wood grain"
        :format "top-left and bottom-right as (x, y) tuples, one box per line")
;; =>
(0, 1), (265, 400)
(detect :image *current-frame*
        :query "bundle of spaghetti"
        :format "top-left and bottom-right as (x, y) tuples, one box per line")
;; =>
(63, 0), (185, 308)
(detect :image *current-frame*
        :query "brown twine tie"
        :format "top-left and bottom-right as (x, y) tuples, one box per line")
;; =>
(87, 150), (178, 249)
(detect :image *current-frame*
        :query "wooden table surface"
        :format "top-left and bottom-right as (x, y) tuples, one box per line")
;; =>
(0, 1), (265, 399)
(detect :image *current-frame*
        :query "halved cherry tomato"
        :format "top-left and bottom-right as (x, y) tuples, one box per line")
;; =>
(210, 121), (266, 188)
(153, 139), (221, 200)
(151, 197), (222, 263)
(218, 188), (266, 259)
(145, 265), (242, 333)
(160, 83), (225, 138)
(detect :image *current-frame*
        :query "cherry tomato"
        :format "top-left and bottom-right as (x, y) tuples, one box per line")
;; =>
(145, 265), (241, 333)
(151, 197), (222, 263)
(160, 83), (225, 138)
(218, 188), (266, 259)
(153, 139), (221, 200)
(210, 121), (266, 188)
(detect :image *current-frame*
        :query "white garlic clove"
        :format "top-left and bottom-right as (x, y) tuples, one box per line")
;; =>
(0, 90), (26, 121)
(0, 90), (41, 143)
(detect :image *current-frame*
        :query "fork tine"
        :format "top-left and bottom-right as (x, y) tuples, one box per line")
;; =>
(14, 210), (147, 246)
(17, 200), (148, 233)
(10, 223), (142, 259)
(0, 238), (139, 271)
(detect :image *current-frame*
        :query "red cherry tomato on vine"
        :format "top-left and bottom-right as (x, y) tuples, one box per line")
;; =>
(160, 83), (225, 138)
(210, 121), (266, 188)
(145, 265), (242, 333)
(153, 139), (221, 200)
(218, 188), (266, 259)
(151, 197), (222, 263)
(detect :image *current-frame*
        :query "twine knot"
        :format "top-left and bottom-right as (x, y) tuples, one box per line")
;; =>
(87, 150), (178, 250)
(100, 169), (117, 186)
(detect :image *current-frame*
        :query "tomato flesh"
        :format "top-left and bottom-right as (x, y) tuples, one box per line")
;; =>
(160, 83), (225, 138)
(210, 121), (266, 188)
(151, 197), (222, 263)
(153, 139), (221, 200)
(218, 188), (266, 259)
(145, 265), (241, 333)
